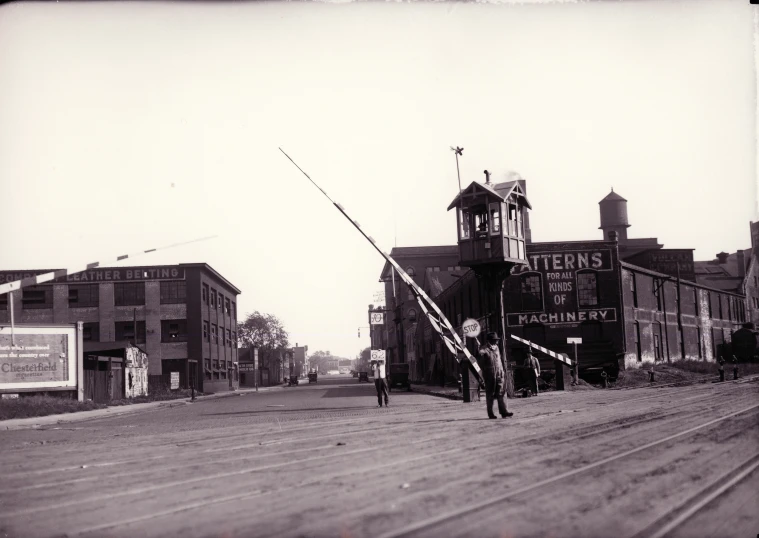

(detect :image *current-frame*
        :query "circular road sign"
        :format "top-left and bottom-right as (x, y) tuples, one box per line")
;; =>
(462, 318), (482, 338)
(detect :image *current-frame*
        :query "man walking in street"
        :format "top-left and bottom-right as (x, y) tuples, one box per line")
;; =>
(372, 359), (389, 408)
(525, 351), (541, 396)
(478, 332), (513, 419)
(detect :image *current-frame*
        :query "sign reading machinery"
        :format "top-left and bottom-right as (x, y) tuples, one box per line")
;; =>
(0, 326), (78, 390)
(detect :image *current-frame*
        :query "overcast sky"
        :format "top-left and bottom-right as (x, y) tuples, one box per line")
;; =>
(0, 0), (755, 359)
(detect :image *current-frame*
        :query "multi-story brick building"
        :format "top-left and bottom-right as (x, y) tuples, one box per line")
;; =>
(0, 263), (240, 393)
(379, 185), (749, 381)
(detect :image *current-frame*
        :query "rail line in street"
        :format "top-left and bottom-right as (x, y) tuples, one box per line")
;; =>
(624, 452), (759, 538)
(376, 402), (759, 538)
(0, 387), (740, 490)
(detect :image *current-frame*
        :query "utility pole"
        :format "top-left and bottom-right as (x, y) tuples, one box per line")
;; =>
(676, 264), (685, 359)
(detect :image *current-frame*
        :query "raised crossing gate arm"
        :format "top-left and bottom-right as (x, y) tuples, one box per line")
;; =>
(0, 236), (217, 297)
(278, 148), (485, 385)
(509, 334), (573, 367)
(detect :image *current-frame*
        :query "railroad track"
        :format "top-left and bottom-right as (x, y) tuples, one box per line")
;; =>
(375, 403), (759, 538)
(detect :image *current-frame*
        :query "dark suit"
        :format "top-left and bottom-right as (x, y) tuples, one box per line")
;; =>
(478, 344), (509, 418)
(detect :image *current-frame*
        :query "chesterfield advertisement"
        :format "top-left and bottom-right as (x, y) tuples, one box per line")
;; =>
(0, 326), (79, 390)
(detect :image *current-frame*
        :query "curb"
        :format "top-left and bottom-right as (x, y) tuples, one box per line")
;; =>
(0, 385), (285, 431)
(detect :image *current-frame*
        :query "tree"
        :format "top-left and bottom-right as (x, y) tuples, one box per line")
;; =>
(237, 312), (289, 362)
(357, 347), (371, 372)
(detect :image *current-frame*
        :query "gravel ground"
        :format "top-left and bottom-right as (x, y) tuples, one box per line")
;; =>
(0, 375), (756, 538)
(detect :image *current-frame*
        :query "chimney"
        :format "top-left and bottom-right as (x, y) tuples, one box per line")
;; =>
(716, 252), (729, 264)
(609, 231), (619, 242)
(737, 250), (746, 278)
(483, 170), (492, 186)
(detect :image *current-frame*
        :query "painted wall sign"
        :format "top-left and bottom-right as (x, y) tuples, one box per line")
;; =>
(507, 308), (617, 327)
(512, 249), (613, 317)
(0, 326), (78, 390)
(514, 250), (613, 274)
(0, 266), (185, 284)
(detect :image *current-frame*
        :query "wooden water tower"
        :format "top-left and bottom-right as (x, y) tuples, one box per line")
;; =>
(447, 170), (532, 396)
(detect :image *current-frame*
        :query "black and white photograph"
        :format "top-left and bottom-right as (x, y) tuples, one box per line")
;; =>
(0, 0), (757, 537)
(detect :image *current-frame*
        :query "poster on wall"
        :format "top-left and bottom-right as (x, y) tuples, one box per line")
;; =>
(0, 325), (78, 390)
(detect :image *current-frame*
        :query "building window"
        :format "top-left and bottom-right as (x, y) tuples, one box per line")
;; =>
(22, 286), (52, 309)
(577, 270), (599, 307)
(203, 321), (209, 341)
(160, 281), (186, 304)
(653, 279), (663, 312)
(211, 324), (218, 343)
(232, 331), (237, 347)
(210, 289), (217, 309)
(520, 274), (543, 311)
(68, 285), (99, 307)
(226, 329), (231, 347)
(115, 321), (146, 343)
(82, 322), (100, 342)
(718, 298), (723, 320)
(0, 294), (7, 311)
(225, 297), (231, 314)
(707, 292), (712, 318)
(202, 284), (209, 305)
(631, 273), (638, 308)
(161, 319), (188, 342)
(217, 293), (223, 310)
(693, 288), (699, 316)
(231, 302), (236, 320)
(697, 327), (703, 358)
(654, 322), (662, 360)
(634, 322), (642, 362)
(114, 282), (145, 306)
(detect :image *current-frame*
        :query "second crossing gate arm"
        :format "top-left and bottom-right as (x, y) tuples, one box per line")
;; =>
(509, 334), (574, 367)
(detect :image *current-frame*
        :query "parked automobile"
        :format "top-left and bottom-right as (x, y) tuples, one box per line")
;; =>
(358, 372), (369, 383)
(328, 369), (340, 375)
(388, 363), (411, 392)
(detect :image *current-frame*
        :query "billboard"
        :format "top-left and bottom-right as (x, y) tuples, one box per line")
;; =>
(507, 243), (619, 327)
(0, 325), (80, 391)
(0, 265), (185, 285)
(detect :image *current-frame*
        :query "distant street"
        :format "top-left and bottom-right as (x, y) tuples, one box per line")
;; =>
(1, 375), (758, 538)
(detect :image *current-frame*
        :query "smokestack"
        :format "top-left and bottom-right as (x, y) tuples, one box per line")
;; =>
(483, 170), (492, 186)
(737, 250), (746, 278)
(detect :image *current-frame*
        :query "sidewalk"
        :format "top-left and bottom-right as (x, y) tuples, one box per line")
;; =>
(0, 384), (284, 431)
(411, 384), (464, 401)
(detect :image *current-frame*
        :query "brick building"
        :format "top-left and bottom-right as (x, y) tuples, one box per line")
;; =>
(379, 185), (749, 381)
(0, 263), (240, 393)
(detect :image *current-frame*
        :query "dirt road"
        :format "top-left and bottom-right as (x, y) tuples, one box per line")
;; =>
(0, 375), (757, 538)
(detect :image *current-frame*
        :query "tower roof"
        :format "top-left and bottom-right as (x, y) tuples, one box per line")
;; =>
(599, 190), (627, 203)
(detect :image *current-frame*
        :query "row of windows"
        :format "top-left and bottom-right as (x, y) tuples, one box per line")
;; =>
(629, 273), (747, 323)
(202, 321), (237, 348)
(201, 283), (236, 318)
(520, 271), (599, 311)
(632, 321), (734, 362)
(80, 319), (191, 343)
(0, 281), (238, 312)
(204, 358), (234, 381)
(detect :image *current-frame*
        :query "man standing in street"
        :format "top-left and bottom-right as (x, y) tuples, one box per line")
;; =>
(372, 359), (389, 408)
(478, 332), (513, 419)
(525, 351), (541, 396)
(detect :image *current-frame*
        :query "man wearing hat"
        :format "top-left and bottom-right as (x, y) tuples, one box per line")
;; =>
(478, 332), (513, 419)
(525, 351), (541, 396)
